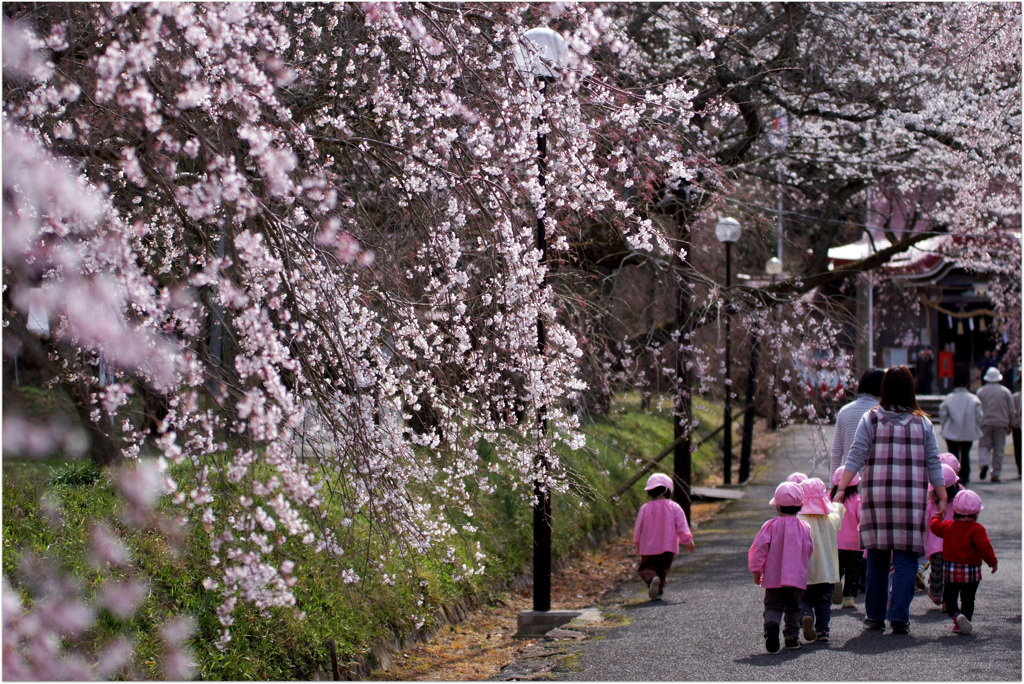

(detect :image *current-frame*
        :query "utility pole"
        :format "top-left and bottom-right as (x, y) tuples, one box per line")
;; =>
(672, 187), (694, 522)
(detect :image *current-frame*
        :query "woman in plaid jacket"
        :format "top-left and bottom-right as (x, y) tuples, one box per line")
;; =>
(833, 365), (947, 635)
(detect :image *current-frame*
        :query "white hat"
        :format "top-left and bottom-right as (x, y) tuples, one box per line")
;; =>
(645, 472), (674, 492)
(984, 367), (1003, 383)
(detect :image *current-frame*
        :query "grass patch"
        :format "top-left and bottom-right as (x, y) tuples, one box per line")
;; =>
(3, 392), (725, 679)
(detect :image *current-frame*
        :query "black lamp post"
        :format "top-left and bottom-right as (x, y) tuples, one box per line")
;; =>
(513, 26), (567, 615)
(715, 217), (742, 485)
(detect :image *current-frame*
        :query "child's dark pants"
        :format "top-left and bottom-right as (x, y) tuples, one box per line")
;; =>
(638, 552), (675, 588)
(927, 552), (944, 599)
(764, 586), (805, 639)
(800, 583), (833, 637)
(944, 580), (980, 621)
(838, 549), (862, 597)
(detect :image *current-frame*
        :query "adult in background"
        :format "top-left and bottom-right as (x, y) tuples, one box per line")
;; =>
(976, 350), (997, 376)
(1011, 383), (1021, 479)
(977, 366), (1015, 483)
(915, 347), (935, 395)
(830, 368), (886, 474)
(938, 369), (983, 485)
(833, 365), (946, 636)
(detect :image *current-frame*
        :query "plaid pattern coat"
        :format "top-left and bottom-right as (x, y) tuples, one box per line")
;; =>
(851, 409), (941, 555)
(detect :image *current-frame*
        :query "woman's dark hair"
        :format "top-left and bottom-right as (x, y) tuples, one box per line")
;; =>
(857, 368), (886, 397)
(879, 365), (928, 416)
(778, 505), (802, 515)
(830, 483), (858, 499)
(954, 369), (970, 388)
(647, 486), (670, 499)
(945, 484), (960, 501)
(953, 513), (978, 521)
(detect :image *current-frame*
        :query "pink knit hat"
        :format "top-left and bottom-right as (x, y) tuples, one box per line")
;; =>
(786, 472), (808, 484)
(938, 452), (960, 473)
(645, 472), (674, 492)
(952, 489), (984, 515)
(770, 481), (804, 507)
(832, 466), (860, 487)
(799, 478), (833, 515)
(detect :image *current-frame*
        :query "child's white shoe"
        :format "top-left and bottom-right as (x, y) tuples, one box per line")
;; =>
(955, 613), (973, 635)
(648, 577), (662, 600)
(841, 596), (855, 609)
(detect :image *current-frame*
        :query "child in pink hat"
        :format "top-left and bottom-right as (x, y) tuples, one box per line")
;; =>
(939, 452), (961, 474)
(830, 466), (862, 609)
(749, 481), (814, 652)
(633, 473), (695, 600)
(797, 478), (845, 643)
(786, 472), (808, 484)
(924, 464), (963, 607)
(929, 490), (998, 635)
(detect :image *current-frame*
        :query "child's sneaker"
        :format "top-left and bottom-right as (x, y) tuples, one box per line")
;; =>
(784, 637), (802, 650)
(952, 618), (961, 633)
(648, 577), (662, 600)
(927, 591), (941, 606)
(800, 615), (816, 641)
(764, 622), (780, 653)
(816, 633), (829, 643)
(955, 613), (973, 635)
(915, 567), (927, 590)
(842, 596), (855, 609)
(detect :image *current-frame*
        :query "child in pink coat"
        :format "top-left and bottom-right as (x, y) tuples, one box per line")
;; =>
(749, 481), (814, 652)
(831, 466), (862, 609)
(924, 463), (962, 606)
(633, 473), (695, 600)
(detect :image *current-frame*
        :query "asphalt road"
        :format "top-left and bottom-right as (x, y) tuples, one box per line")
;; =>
(525, 424), (1022, 681)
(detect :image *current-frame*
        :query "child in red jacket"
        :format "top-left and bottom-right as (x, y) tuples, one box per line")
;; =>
(929, 490), (998, 635)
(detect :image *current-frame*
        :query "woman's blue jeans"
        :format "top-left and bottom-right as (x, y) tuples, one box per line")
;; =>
(865, 548), (918, 624)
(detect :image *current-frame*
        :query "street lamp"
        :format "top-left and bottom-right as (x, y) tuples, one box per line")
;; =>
(715, 217), (742, 485)
(513, 26), (566, 618)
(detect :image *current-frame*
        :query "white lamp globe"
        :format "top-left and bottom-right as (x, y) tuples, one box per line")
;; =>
(513, 27), (568, 79)
(715, 217), (742, 243)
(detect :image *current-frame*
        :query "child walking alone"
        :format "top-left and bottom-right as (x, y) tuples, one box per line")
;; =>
(633, 473), (695, 600)
(830, 466), (861, 609)
(797, 478), (845, 643)
(924, 464), (962, 607)
(749, 482), (814, 652)
(929, 489), (997, 635)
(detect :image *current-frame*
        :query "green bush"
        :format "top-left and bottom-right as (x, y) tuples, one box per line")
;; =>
(2, 392), (724, 679)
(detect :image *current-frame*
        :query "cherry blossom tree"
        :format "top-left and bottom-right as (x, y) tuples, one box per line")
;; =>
(3, 1), (1019, 674)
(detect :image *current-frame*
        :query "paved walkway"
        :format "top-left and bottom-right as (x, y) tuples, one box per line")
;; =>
(499, 424), (1022, 681)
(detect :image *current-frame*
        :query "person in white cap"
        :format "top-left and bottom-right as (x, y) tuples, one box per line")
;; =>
(748, 481), (813, 653)
(976, 366), (1015, 482)
(929, 489), (998, 635)
(632, 472), (695, 600)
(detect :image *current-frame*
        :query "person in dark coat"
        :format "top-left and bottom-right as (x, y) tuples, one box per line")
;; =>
(915, 347), (934, 395)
